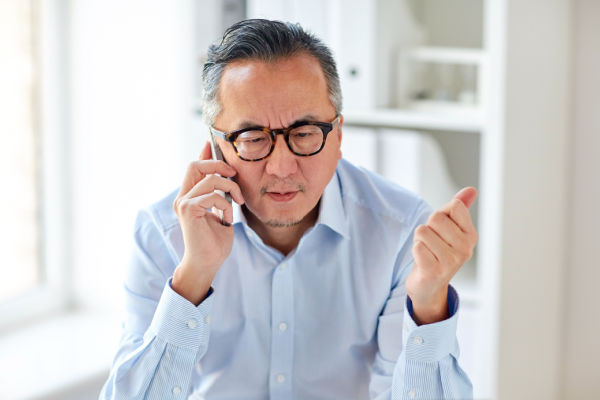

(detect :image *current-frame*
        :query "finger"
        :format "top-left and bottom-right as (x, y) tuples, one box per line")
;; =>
(454, 187), (478, 209)
(200, 141), (212, 160)
(181, 192), (235, 225)
(439, 196), (476, 235)
(427, 211), (465, 249)
(186, 173), (244, 205)
(414, 224), (452, 265)
(177, 160), (237, 197)
(413, 239), (438, 268)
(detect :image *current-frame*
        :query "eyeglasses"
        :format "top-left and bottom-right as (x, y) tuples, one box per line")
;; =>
(209, 115), (340, 162)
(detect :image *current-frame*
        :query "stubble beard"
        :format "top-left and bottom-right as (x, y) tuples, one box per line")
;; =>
(260, 181), (306, 228)
(264, 219), (303, 228)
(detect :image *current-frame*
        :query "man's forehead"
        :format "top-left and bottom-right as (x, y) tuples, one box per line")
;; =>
(217, 53), (332, 128)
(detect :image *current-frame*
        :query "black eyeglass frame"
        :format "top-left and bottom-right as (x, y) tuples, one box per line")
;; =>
(209, 115), (341, 162)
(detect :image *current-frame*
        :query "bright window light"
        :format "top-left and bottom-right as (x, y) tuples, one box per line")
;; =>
(0, 0), (41, 302)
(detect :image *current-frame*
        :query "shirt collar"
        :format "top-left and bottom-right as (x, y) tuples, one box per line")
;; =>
(314, 171), (349, 238)
(232, 171), (349, 239)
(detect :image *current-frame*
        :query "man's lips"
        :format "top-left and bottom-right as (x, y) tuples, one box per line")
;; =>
(266, 191), (298, 202)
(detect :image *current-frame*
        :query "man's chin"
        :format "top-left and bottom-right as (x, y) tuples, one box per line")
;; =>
(264, 218), (303, 228)
(243, 204), (303, 228)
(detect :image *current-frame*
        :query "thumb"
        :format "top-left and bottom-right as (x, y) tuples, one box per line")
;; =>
(454, 187), (478, 209)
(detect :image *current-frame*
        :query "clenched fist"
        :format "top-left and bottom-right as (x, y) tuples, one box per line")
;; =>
(406, 187), (479, 325)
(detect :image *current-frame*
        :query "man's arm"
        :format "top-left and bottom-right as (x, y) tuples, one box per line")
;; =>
(369, 281), (472, 399)
(100, 142), (245, 399)
(407, 187), (478, 325)
(369, 191), (477, 399)
(99, 211), (214, 400)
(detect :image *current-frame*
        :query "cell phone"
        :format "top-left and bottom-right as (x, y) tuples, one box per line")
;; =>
(209, 134), (233, 224)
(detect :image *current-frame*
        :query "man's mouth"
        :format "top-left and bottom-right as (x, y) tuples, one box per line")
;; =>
(266, 191), (298, 202)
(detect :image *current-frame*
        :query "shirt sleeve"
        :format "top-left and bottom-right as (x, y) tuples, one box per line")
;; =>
(99, 210), (214, 400)
(369, 202), (473, 400)
(370, 284), (472, 400)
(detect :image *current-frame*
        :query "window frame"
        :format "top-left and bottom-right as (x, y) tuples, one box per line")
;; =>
(0, 0), (73, 331)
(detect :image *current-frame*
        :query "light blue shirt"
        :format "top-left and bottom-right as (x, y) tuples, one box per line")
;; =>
(100, 158), (472, 400)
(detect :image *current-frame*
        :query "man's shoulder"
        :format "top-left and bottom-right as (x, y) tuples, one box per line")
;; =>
(136, 188), (180, 233)
(336, 158), (430, 225)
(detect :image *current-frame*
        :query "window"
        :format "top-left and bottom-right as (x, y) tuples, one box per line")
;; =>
(0, 0), (42, 303)
(0, 0), (71, 329)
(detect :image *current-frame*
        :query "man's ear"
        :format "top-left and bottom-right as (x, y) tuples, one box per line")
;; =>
(337, 115), (343, 159)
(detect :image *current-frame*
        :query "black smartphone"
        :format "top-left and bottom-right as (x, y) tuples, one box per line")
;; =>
(209, 134), (233, 224)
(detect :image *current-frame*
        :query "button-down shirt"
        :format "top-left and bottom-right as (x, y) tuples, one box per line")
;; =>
(99, 158), (472, 399)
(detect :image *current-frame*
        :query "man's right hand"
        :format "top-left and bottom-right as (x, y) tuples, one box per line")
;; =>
(171, 141), (245, 305)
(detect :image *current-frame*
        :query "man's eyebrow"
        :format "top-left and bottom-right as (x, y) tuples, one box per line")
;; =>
(234, 114), (320, 130)
(235, 120), (263, 130)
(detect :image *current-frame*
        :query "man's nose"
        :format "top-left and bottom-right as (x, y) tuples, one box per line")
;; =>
(265, 135), (298, 178)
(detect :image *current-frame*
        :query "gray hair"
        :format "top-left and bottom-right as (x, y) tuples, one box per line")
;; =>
(201, 19), (343, 126)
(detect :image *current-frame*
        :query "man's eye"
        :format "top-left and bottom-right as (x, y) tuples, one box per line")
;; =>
(248, 137), (266, 143)
(291, 131), (316, 139)
(238, 132), (268, 143)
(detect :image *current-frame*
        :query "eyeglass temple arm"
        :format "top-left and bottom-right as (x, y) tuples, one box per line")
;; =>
(209, 127), (228, 140)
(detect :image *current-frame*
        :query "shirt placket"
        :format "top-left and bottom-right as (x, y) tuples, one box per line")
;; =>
(268, 260), (294, 399)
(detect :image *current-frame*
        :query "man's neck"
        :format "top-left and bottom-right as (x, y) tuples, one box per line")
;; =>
(243, 203), (319, 256)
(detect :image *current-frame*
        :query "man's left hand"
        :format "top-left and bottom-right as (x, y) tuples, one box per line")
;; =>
(406, 187), (479, 325)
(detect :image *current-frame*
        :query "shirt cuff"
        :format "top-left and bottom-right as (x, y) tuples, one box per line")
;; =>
(402, 285), (460, 362)
(147, 278), (214, 351)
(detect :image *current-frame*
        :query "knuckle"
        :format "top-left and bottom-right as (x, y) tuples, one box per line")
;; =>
(186, 161), (199, 175)
(452, 198), (465, 211)
(430, 211), (445, 226)
(413, 241), (424, 252)
(203, 174), (218, 188)
(415, 224), (428, 236)
(179, 199), (192, 213)
(210, 192), (223, 202)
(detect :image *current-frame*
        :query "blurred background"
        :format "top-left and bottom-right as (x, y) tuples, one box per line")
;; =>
(0, 0), (598, 399)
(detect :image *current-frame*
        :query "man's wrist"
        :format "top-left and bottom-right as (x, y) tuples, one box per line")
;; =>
(172, 264), (215, 306)
(409, 286), (449, 325)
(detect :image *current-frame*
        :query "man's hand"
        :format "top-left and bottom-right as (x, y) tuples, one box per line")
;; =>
(406, 187), (478, 325)
(171, 142), (245, 305)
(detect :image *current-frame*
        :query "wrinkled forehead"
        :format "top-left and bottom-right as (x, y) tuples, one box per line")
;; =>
(216, 53), (333, 129)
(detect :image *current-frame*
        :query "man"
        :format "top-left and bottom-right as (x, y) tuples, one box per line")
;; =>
(100, 19), (476, 399)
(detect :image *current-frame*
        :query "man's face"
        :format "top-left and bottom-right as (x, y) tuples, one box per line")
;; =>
(213, 53), (342, 229)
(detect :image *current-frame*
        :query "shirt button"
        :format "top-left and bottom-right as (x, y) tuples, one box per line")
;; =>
(186, 319), (197, 329)
(408, 388), (416, 398)
(276, 374), (286, 383)
(172, 386), (181, 395)
(413, 336), (424, 345)
(280, 263), (287, 271)
(279, 322), (288, 332)
(204, 314), (211, 324)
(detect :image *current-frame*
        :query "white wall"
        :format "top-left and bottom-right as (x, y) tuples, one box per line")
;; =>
(497, 1), (571, 399)
(563, 1), (600, 399)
